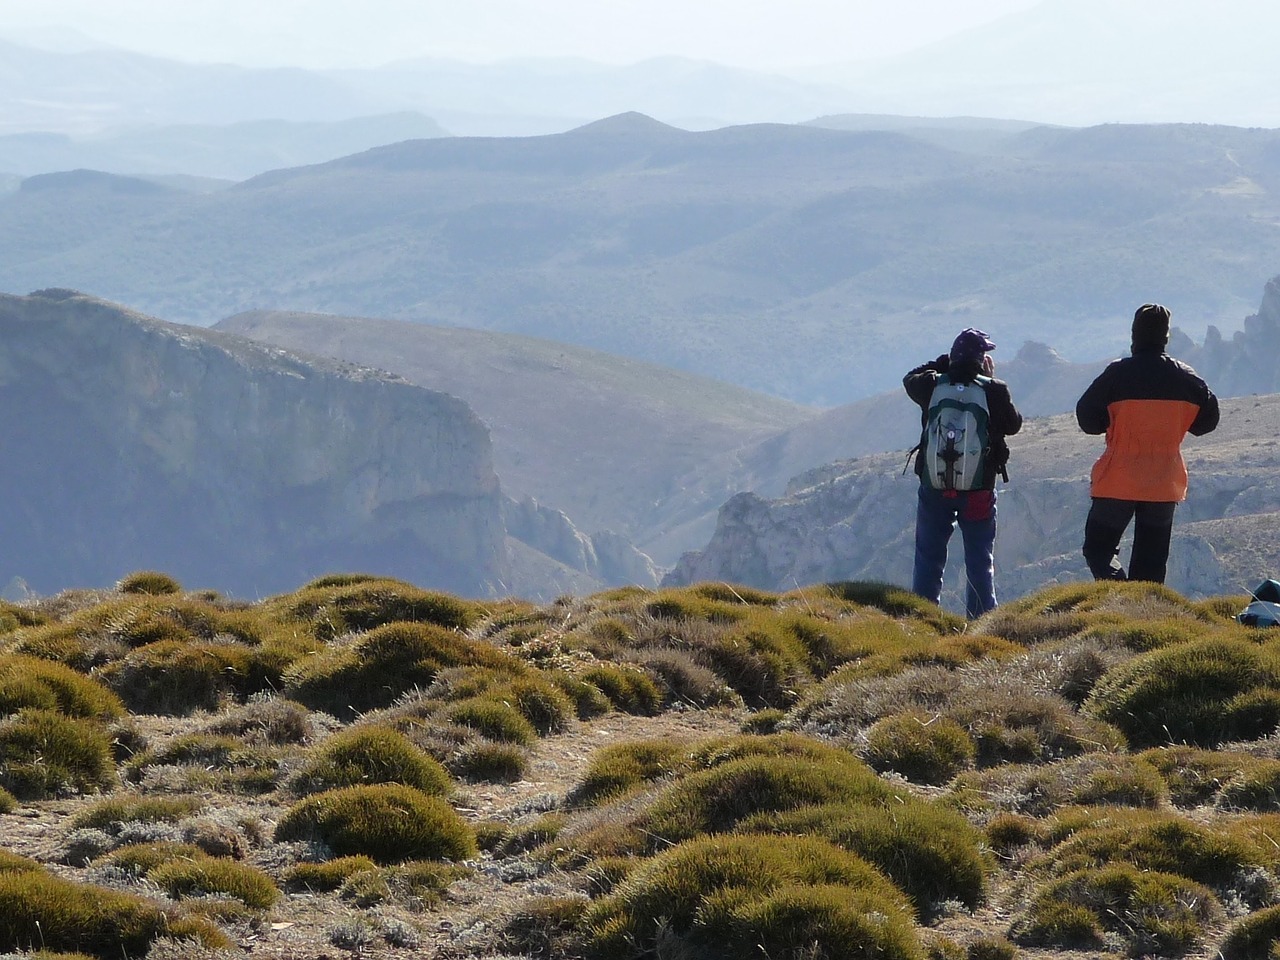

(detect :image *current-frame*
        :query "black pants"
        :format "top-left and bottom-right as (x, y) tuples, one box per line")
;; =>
(1082, 497), (1178, 584)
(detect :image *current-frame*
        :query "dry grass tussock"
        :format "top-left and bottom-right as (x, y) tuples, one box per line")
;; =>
(2, 574), (1280, 959)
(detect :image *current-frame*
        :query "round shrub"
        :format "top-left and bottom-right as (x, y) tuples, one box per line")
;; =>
(1042, 815), (1267, 897)
(1221, 904), (1280, 960)
(278, 578), (479, 640)
(71, 795), (202, 831)
(448, 742), (529, 783)
(1138, 745), (1248, 807)
(1085, 638), (1280, 747)
(99, 842), (208, 878)
(284, 621), (520, 716)
(863, 712), (975, 785)
(641, 649), (740, 708)
(985, 813), (1041, 852)
(117, 571), (182, 595)
(825, 580), (967, 633)
(700, 622), (809, 708)
(294, 724), (452, 796)
(698, 883), (926, 960)
(582, 834), (919, 960)
(285, 855), (378, 892)
(579, 665), (662, 715)
(0, 600), (46, 634)
(1011, 864), (1220, 957)
(445, 696), (537, 745)
(99, 640), (254, 716)
(742, 801), (990, 913)
(0, 708), (116, 800)
(1218, 761), (1280, 811)
(568, 739), (692, 808)
(274, 784), (476, 864)
(637, 752), (901, 848)
(149, 856), (280, 909)
(551, 674), (613, 719)
(0, 786), (14, 814)
(0, 867), (231, 958)
(509, 677), (574, 735)
(0, 655), (124, 721)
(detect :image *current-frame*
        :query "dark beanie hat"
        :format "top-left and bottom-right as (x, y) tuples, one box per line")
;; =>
(1132, 303), (1171, 349)
(949, 328), (996, 365)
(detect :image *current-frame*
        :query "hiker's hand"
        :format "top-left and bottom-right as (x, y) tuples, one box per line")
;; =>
(981, 355), (995, 376)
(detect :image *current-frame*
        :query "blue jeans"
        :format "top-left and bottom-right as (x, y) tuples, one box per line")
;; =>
(912, 484), (998, 620)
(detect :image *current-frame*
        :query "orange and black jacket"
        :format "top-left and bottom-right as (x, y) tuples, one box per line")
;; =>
(1075, 347), (1219, 502)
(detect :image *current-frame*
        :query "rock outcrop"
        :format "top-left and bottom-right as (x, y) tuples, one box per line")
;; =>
(1176, 275), (1280, 397)
(0, 290), (509, 597)
(502, 496), (660, 596)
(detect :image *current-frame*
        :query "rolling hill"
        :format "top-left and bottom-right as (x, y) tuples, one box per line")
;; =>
(2, 114), (1279, 406)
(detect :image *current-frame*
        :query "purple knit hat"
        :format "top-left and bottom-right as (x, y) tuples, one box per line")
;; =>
(949, 328), (996, 365)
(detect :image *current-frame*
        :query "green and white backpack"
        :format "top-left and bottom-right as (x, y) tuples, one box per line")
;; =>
(921, 375), (991, 491)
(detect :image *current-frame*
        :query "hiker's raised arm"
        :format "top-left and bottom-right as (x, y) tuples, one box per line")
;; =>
(903, 354), (948, 405)
(1076, 369), (1112, 434)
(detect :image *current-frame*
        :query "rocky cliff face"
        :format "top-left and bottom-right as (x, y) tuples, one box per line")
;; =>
(665, 395), (1280, 605)
(1174, 275), (1280, 397)
(0, 290), (509, 597)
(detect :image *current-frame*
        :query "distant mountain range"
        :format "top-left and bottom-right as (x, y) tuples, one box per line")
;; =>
(7, 0), (1280, 135)
(0, 112), (448, 181)
(1, 114), (1278, 406)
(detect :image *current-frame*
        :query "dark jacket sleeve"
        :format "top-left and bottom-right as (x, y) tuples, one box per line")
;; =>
(1076, 366), (1114, 435)
(1189, 380), (1219, 436)
(903, 354), (949, 410)
(986, 380), (1022, 438)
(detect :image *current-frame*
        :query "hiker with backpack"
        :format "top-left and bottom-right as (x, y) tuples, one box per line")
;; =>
(904, 328), (1023, 619)
(1076, 303), (1219, 583)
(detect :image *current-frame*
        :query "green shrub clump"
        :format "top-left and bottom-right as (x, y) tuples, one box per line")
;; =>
(284, 621), (520, 716)
(1085, 638), (1280, 747)
(579, 665), (662, 715)
(0, 708), (116, 800)
(741, 801), (990, 913)
(635, 751), (903, 850)
(1011, 864), (1220, 956)
(274, 784), (476, 864)
(0, 655), (125, 721)
(276, 578), (479, 640)
(1221, 904), (1280, 960)
(863, 712), (975, 785)
(0, 865), (230, 958)
(444, 696), (538, 745)
(117, 571), (183, 595)
(294, 724), (452, 796)
(149, 855), (280, 909)
(448, 742), (529, 783)
(568, 739), (692, 807)
(71, 794), (203, 831)
(582, 834), (922, 960)
(284, 855), (378, 892)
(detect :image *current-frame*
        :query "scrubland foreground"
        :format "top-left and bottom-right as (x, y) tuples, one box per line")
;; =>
(7, 573), (1280, 960)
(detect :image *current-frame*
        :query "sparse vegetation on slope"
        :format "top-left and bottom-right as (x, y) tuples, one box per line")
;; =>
(2, 574), (1280, 958)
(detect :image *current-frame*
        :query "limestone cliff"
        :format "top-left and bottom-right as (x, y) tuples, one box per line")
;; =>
(0, 290), (508, 597)
(665, 395), (1280, 605)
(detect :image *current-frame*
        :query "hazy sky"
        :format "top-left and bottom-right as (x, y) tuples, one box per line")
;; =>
(0, 0), (1044, 70)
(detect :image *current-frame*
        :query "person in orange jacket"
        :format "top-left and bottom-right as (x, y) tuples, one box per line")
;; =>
(1075, 303), (1219, 583)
